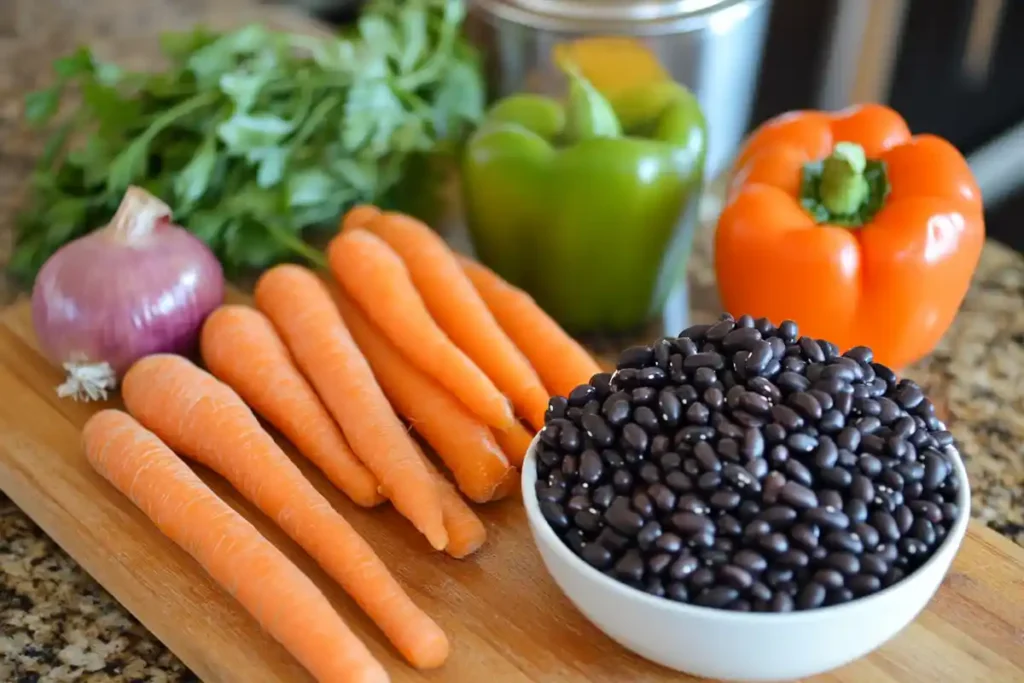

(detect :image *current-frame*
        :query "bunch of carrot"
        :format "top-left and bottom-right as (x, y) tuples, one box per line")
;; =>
(79, 206), (600, 682)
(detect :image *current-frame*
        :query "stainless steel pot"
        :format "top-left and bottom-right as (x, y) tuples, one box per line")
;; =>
(466, 0), (772, 179)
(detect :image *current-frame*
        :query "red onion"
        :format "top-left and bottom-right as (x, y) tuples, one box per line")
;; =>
(31, 186), (224, 400)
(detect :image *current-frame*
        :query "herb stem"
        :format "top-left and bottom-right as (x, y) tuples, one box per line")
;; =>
(263, 221), (327, 269)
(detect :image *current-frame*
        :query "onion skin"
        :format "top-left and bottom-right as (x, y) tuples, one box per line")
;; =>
(31, 186), (225, 386)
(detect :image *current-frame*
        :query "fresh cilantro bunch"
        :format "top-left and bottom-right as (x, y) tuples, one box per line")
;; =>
(13, 0), (484, 278)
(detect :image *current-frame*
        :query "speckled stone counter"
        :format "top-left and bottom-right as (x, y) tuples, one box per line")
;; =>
(1, 1), (1022, 681)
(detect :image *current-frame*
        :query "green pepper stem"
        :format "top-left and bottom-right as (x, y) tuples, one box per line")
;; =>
(818, 142), (869, 216)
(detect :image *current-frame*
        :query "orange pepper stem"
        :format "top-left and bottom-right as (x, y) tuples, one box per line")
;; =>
(819, 142), (869, 216)
(799, 142), (890, 228)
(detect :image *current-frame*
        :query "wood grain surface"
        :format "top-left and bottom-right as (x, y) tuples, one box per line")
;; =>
(0, 292), (1022, 683)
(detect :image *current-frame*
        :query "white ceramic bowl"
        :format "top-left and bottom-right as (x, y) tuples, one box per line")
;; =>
(522, 436), (971, 681)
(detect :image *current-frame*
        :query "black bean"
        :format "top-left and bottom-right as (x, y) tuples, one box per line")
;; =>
(796, 337), (824, 363)
(682, 459), (701, 477)
(880, 467), (905, 491)
(633, 406), (659, 434)
(579, 413), (613, 448)
(870, 511), (901, 542)
(656, 389), (682, 426)
(858, 420), (884, 438)
(670, 512), (714, 538)
(737, 500), (762, 521)
(621, 423), (649, 453)
(813, 437), (840, 467)
(646, 484), (675, 513)
(824, 530), (864, 554)
(778, 549), (809, 568)
(691, 441), (720, 472)
(557, 423), (582, 453)
(762, 471), (787, 504)
(788, 393), (823, 423)
(818, 409), (845, 433)
(770, 405), (803, 430)
(720, 565), (754, 590)
(676, 425), (716, 445)
(587, 483), (614, 508)
(540, 500), (570, 529)
(789, 523), (819, 550)
(600, 528), (634, 556)
(758, 532), (790, 555)
(850, 475), (875, 503)
(631, 390), (655, 412)
(899, 537), (929, 557)
(634, 463), (657, 487)
(910, 500), (943, 524)
(689, 567), (717, 590)
(613, 549), (646, 583)
(568, 385), (596, 408)
(768, 445), (789, 467)
(602, 394), (631, 427)
(786, 433), (818, 454)
(895, 505), (914, 534)
(632, 491), (656, 518)
(573, 509), (602, 534)
(581, 543), (613, 569)
(922, 452), (950, 490)
(603, 494), (644, 535)
(859, 553), (887, 577)
(665, 471), (693, 493)
(635, 521), (664, 550)
(895, 382), (924, 409)
(941, 502), (960, 523)
(804, 506), (849, 530)
(577, 449), (603, 485)
(722, 327), (761, 351)
(784, 460), (814, 488)
(691, 586), (737, 609)
(710, 490), (742, 511)
(858, 454), (883, 477)
(618, 346), (654, 369)
(613, 469), (634, 493)
(776, 371), (811, 393)
(796, 582), (827, 609)
(696, 471), (722, 491)
(813, 568), (844, 590)
(853, 522), (880, 549)
(912, 518), (936, 546)
(759, 506), (799, 528)
(682, 352), (723, 371)
(819, 466), (852, 489)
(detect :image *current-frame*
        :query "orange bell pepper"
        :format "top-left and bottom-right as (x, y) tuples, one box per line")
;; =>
(715, 104), (985, 370)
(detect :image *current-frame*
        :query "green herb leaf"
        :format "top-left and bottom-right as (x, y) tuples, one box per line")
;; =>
(15, 0), (485, 280)
(106, 138), (150, 193)
(175, 134), (219, 205)
(24, 88), (62, 125)
(218, 113), (294, 153)
(53, 47), (95, 78)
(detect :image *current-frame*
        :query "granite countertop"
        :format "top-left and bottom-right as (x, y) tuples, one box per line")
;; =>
(1, 0), (1023, 681)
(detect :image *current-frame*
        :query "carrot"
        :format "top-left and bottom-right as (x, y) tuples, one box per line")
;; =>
(253, 264), (447, 551)
(341, 204), (383, 232)
(82, 410), (387, 683)
(459, 256), (602, 398)
(344, 210), (549, 430)
(121, 355), (449, 669)
(411, 443), (487, 559)
(200, 305), (384, 508)
(336, 292), (515, 504)
(328, 229), (515, 430)
(491, 420), (535, 470)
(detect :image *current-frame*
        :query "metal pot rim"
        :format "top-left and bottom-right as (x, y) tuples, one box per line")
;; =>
(470, 0), (768, 34)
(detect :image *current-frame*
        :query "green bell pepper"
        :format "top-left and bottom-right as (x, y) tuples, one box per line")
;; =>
(461, 69), (707, 335)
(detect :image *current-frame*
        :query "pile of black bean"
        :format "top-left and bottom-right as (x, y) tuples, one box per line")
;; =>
(535, 314), (963, 613)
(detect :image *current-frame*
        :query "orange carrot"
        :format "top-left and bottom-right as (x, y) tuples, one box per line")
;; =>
(253, 264), (447, 551)
(121, 355), (449, 669)
(460, 257), (602, 398)
(328, 230), (515, 430)
(411, 443), (487, 559)
(341, 204), (383, 232)
(200, 305), (384, 508)
(491, 420), (535, 470)
(344, 210), (549, 430)
(82, 410), (387, 683)
(336, 292), (515, 503)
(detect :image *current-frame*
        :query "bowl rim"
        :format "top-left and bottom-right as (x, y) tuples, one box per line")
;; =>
(521, 433), (972, 623)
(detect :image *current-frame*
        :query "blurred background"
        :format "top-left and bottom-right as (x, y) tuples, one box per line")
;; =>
(293, 0), (1024, 253)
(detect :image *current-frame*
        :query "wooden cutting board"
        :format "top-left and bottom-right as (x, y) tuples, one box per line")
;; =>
(1, 293), (1022, 683)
